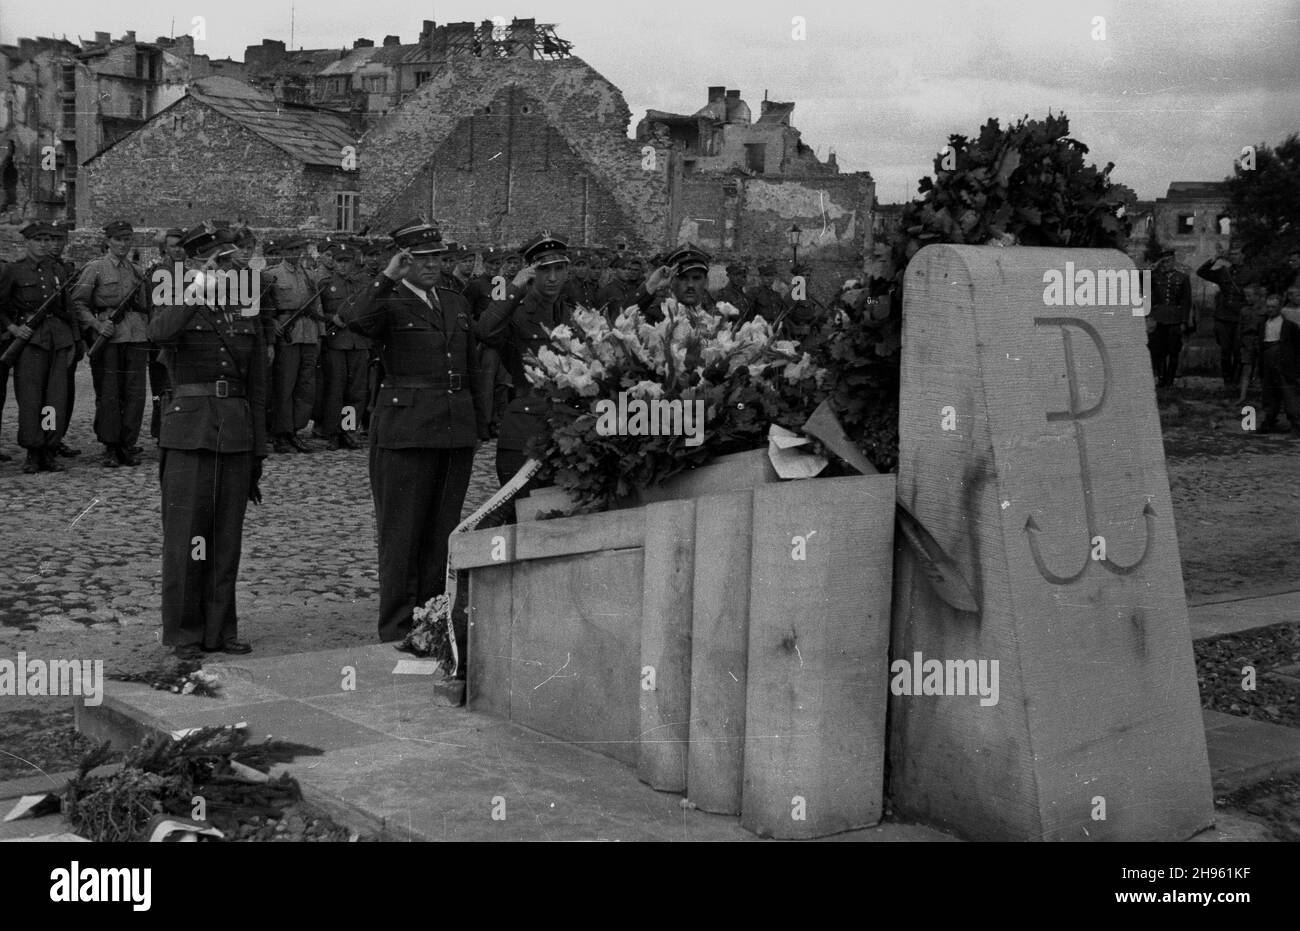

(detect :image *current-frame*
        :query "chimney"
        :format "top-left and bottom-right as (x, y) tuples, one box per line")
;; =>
(353, 38), (374, 48)
(124, 31), (136, 43)
(382, 35), (401, 46)
(421, 20), (436, 41)
(707, 85), (725, 104)
(760, 100), (770, 116)
(95, 31), (110, 45)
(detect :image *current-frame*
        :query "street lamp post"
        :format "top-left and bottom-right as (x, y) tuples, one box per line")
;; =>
(787, 223), (801, 267)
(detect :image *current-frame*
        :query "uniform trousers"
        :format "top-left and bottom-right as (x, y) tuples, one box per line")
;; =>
(369, 443), (475, 643)
(64, 343), (82, 442)
(12, 344), (69, 449)
(321, 347), (369, 435)
(159, 447), (252, 648)
(1147, 323), (1182, 386)
(1214, 319), (1240, 387)
(271, 342), (319, 435)
(91, 342), (148, 448)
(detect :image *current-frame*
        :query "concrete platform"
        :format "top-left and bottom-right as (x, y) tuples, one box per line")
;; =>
(62, 588), (1300, 843)
(73, 644), (956, 842)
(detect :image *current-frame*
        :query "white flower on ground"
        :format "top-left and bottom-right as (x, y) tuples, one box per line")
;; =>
(627, 379), (665, 400)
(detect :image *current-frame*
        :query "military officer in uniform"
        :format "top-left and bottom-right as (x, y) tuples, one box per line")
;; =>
(563, 250), (601, 309)
(149, 224), (266, 656)
(73, 220), (149, 467)
(633, 243), (716, 323)
(476, 231), (573, 523)
(0, 222), (78, 473)
(320, 243), (370, 450)
(1147, 249), (1193, 389)
(341, 220), (483, 644)
(747, 261), (789, 324)
(779, 263), (827, 347)
(264, 237), (326, 453)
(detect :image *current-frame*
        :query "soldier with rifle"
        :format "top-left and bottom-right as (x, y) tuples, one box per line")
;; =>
(73, 220), (149, 467)
(49, 221), (83, 460)
(319, 242), (371, 450)
(264, 237), (327, 454)
(0, 223), (80, 473)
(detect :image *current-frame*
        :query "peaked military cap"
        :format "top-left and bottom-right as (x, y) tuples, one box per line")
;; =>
(103, 220), (134, 239)
(179, 222), (236, 259)
(20, 221), (60, 239)
(726, 262), (749, 276)
(50, 220), (72, 239)
(666, 243), (711, 275)
(390, 219), (445, 255)
(232, 226), (257, 249)
(521, 230), (569, 268)
(757, 261), (777, 276)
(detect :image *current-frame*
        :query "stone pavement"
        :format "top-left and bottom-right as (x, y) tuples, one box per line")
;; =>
(0, 365), (499, 644)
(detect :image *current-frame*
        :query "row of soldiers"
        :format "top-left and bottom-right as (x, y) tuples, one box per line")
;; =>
(0, 221), (833, 470)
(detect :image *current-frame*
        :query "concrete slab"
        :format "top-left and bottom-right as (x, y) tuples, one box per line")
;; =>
(207, 644), (433, 700)
(1188, 591), (1300, 640)
(1203, 710), (1300, 792)
(163, 699), (390, 752)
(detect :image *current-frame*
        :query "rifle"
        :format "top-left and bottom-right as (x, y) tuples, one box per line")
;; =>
(86, 274), (149, 362)
(274, 280), (331, 339)
(0, 273), (80, 366)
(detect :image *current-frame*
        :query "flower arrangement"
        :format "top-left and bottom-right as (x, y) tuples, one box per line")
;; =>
(524, 301), (829, 510)
(397, 593), (458, 674)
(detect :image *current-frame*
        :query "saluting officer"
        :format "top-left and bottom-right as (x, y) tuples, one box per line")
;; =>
(319, 243), (370, 450)
(476, 231), (574, 521)
(0, 222), (79, 473)
(149, 224), (267, 657)
(634, 243), (715, 323)
(144, 229), (187, 441)
(341, 220), (483, 644)
(73, 220), (149, 467)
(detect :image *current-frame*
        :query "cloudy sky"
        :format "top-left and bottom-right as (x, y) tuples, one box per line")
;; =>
(5, 0), (1298, 201)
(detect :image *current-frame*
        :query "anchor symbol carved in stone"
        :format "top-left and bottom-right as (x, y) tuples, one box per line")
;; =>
(1023, 316), (1156, 585)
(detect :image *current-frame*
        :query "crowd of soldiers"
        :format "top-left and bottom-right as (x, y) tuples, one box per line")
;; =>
(0, 216), (852, 658)
(0, 221), (843, 470)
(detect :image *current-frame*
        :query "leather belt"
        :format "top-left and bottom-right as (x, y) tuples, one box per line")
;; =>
(170, 379), (246, 399)
(382, 374), (466, 391)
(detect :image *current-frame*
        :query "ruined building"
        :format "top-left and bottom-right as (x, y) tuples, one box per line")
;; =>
(49, 18), (873, 261)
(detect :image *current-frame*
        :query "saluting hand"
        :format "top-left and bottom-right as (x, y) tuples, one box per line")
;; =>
(383, 249), (414, 281)
(644, 265), (673, 294)
(512, 264), (537, 290)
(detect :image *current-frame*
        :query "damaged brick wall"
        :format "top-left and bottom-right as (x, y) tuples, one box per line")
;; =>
(359, 55), (670, 247)
(387, 85), (637, 247)
(80, 96), (357, 230)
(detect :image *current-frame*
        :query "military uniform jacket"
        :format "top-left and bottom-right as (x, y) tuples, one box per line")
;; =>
(72, 254), (148, 343)
(0, 255), (77, 351)
(463, 275), (495, 319)
(1196, 260), (1247, 322)
(1149, 267), (1192, 326)
(147, 295), (268, 456)
(476, 286), (571, 451)
(564, 276), (600, 310)
(320, 269), (371, 351)
(713, 284), (753, 318)
(343, 274), (482, 449)
(746, 285), (789, 325)
(263, 262), (325, 344)
(595, 279), (631, 317)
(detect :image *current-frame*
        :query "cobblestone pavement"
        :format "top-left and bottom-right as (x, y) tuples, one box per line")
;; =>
(0, 365), (499, 677)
